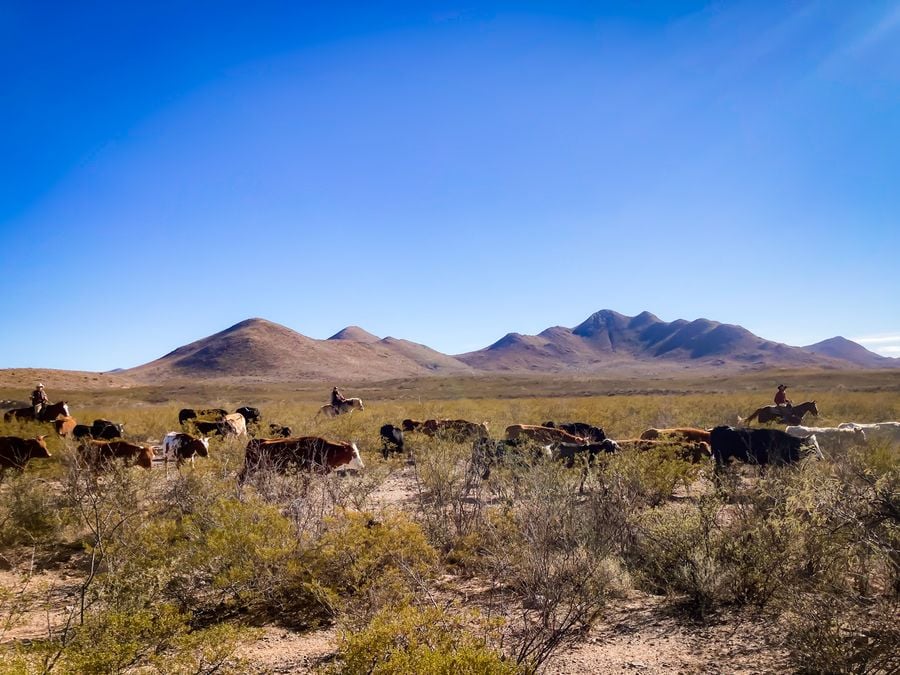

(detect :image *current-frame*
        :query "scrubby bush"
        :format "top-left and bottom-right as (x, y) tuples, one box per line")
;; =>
(600, 445), (705, 508)
(784, 594), (900, 675)
(0, 474), (70, 549)
(331, 603), (520, 675)
(300, 510), (437, 626)
(4, 604), (255, 674)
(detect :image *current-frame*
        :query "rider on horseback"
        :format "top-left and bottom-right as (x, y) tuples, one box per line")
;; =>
(774, 384), (793, 418)
(331, 386), (348, 409)
(31, 383), (49, 419)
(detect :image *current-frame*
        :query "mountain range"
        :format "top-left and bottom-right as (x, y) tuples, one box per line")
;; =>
(118, 310), (898, 383)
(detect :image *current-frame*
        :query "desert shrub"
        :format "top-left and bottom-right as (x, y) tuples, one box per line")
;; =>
(331, 603), (520, 675)
(300, 510), (437, 626)
(242, 465), (390, 540)
(784, 594), (900, 675)
(4, 604), (255, 674)
(413, 437), (486, 551)
(600, 445), (705, 508)
(628, 458), (897, 618)
(106, 493), (299, 622)
(477, 462), (621, 669)
(0, 474), (70, 549)
(627, 498), (729, 617)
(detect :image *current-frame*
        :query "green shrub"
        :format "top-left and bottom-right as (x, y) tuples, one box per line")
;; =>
(301, 510), (437, 626)
(331, 603), (520, 675)
(784, 594), (900, 674)
(107, 494), (299, 621)
(2, 604), (255, 674)
(601, 445), (704, 508)
(0, 474), (69, 548)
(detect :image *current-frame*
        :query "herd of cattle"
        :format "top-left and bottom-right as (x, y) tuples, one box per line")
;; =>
(2, 402), (899, 491)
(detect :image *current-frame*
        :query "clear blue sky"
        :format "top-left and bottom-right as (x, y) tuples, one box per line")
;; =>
(2, 1), (898, 370)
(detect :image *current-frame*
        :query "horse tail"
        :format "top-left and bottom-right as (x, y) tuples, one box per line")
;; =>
(744, 409), (760, 425)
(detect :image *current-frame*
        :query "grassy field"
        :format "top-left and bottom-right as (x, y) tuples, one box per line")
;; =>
(1, 372), (898, 673)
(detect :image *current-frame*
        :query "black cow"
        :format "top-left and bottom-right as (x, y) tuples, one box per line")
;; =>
(192, 420), (225, 436)
(90, 419), (124, 440)
(379, 424), (404, 459)
(710, 426), (817, 468)
(543, 421), (608, 443)
(553, 439), (619, 468)
(72, 419), (124, 440)
(179, 408), (227, 425)
(236, 407), (261, 424)
(268, 424), (293, 438)
(553, 439), (620, 493)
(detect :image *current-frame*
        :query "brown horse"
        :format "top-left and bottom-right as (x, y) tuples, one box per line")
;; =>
(744, 400), (819, 426)
(3, 401), (70, 423)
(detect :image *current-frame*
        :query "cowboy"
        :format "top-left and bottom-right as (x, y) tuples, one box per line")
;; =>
(774, 384), (793, 418)
(331, 386), (347, 408)
(31, 383), (49, 419)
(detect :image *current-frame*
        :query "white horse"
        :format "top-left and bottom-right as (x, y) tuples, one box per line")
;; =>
(317, 398), (365, 418)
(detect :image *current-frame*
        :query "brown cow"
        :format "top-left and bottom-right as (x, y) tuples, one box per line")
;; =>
(54, 416), (78, 437)
(79, 440), (154, 470)
(423, 419), (489, 439)
(402, 419), (423, 432)
(238, 436), (364, 482)
(0, 436), (52, 473)
(402, 419), (489, 440)
(505, 424), (587, 446)
(640, 427), (712, 444)
(615, 438), (712, 463)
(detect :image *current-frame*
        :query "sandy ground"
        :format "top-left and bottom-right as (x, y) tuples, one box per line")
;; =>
(228, 592), (789, 674)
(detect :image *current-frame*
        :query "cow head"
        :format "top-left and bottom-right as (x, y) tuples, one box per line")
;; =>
(197, 437), (210, 457)
(31, 436), (52, 458)
(136, 447), (154, 469)
(344, 443), (365, 472)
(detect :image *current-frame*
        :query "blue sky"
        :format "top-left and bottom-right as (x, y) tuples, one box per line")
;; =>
(2, 1), (898, 370)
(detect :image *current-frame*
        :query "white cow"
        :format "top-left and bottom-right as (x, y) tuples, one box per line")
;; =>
(837, 422), (900, 444)
(784, 425), (867, 450)
(161, 431), (210, 474)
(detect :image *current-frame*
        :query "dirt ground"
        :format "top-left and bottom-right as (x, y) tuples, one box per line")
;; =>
(229, 594), (789, 674)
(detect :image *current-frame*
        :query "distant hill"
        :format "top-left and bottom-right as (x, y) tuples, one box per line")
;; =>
(456, 309), (844, 372)
(802, 336), (898, 369)
(5, 311), (895, 387)
(125, 318), (473, 382)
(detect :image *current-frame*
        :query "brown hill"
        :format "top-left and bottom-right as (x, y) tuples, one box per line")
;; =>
(328, 326), (381, 343)
(7, 312), (893, 387)
(803, 336), (900, 369)
(457, 309), (842, 372)
(125, 318), (472, 383)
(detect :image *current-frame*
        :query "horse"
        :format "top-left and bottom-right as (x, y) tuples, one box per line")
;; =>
(4, 401), (70, 423)
(316, 398), (365, 418)
(744, 400), (819, 426)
